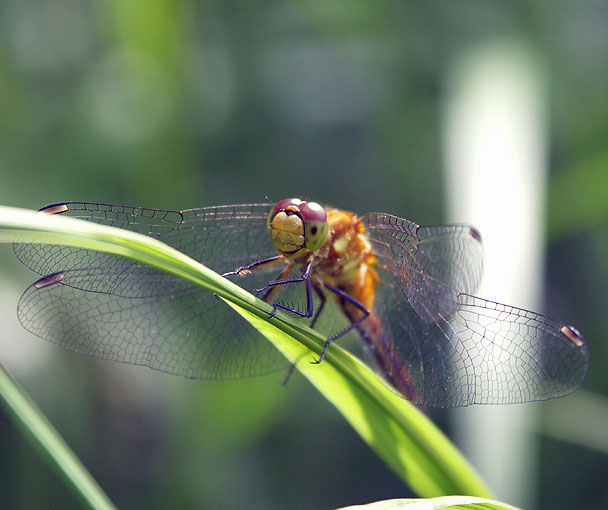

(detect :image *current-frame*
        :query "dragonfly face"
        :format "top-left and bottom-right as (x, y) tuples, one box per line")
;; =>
(266, 198), (329, 256)
(13, 199), (589, 407)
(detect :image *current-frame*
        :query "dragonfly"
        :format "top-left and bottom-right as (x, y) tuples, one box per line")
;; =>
(13, 199), (589, 407)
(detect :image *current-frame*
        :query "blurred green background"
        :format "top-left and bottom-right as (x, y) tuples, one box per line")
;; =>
(1, 1), (607, 509)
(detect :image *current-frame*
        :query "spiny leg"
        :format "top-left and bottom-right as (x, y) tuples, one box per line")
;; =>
(223, 253), (325, 380)
(312, 282), (369, 364)
(259, 261), (298, 302)
(224, 254), (317, 321)
(280, 363), (297, 387)
(256, 257), (312, 294)
(221, 255), (285, 277)
(259, 259), (316, 319)
(256, 260), (321, 385)
(276, 279), (327, 386)
(221, 255), (289, 315)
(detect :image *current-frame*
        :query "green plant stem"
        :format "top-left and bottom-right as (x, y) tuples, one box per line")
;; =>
(0, 364), (117, 510)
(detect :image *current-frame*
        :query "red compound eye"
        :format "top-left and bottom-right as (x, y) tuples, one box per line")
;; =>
(267, 198), (329, 253)
(298, 201), (327, 225)
(299, 201), (329, 251)
(269, 198), (302, 220)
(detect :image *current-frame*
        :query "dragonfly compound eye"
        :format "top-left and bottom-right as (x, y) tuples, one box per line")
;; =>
(299, 201), (328, 251)
(266, 198), (328, 255)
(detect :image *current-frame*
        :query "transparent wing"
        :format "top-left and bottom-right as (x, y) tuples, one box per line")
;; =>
(18, 273), (287, 379)
(363, 213), (484, 322)
(14, 202), (294, 379)
(363, 212), (589, 407)
(14, 202), (280, 289)
(15, 203), (589, 403)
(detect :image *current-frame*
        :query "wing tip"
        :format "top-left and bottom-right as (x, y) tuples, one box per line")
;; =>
(33, 272), (66, 289)
(469, 226), (482, 243)
(560, 324), (585, 348)
(38, 203), (70, 215)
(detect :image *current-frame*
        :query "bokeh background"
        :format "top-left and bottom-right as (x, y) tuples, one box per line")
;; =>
(1, 1), (607, 509)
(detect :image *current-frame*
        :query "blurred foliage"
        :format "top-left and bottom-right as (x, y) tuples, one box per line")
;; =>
(0, 0), (607, 509)
(547, 150), (608, 241)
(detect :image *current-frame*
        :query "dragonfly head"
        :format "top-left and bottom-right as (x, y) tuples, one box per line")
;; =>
(267, 198), (329, 257)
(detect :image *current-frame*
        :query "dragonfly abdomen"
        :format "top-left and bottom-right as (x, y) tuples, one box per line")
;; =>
(356, 311), (418, 402)
(337, 261), (418, 402)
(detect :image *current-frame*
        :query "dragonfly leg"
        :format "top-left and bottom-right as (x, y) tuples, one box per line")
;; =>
(225, 254), (319, 323)
(264, 260), (315, 319)
(258, 261), (299, 300)
(311, 282), (369, 364)
(280, 363), (297, 388)
(221, 255), (285, 277)
(256, 258), (312, 294)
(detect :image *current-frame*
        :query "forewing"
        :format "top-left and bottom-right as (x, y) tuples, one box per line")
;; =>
(14, 202), (278, 296)
(14, 202), (294, 379)
(363, 213), (588, 406)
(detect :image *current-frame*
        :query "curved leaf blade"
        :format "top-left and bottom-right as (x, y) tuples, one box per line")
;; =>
(2, 205), (491, 498)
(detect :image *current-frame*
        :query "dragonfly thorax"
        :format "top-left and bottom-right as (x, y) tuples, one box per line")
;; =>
(312, 209), (376, 288)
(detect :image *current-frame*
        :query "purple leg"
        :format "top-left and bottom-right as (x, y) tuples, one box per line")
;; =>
(225, 257), (366, 365)
(225, 256), (317, 320)
(258, 260), (316, 320)
(221, 255), (284, 277)
(311, 282), (369, 364)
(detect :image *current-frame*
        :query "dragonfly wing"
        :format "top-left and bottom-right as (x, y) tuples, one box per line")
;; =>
(446, 294), (589, 405)
(17, 274), (287, 379)
(416, 223), (483, 296)
(13, 202), (337, 331)
(14, 202), (294, 378)
(362, 213), (483, 322)
(14, 202), (278, 296)
(363, 213), (588, 406)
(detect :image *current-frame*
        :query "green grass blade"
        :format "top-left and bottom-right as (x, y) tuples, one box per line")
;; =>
(0, 205), (491, 498)
(0, 364), (117, 510)
(336, 495), (521, 509)
(225, 302), (490, 497)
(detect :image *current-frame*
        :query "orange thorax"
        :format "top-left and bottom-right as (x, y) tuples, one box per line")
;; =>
(305, 209), (378, 314)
